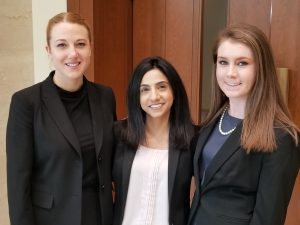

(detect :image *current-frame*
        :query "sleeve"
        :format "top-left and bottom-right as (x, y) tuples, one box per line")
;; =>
(190, 129), (200, 175)
(109, 87), (117, 121)
(249, 131), (300, 225)
(6, 92), (35, 225)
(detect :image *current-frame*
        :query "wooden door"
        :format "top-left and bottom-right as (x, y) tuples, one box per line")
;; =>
(132, 0), (203, 123)
(68, 0), (133, 119)
(68, 0), (203, 123)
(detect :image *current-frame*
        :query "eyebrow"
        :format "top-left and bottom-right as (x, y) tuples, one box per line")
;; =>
(54, 38), (88, 43)
(217, 56), (252, 61)
(140, 81), (169, 86)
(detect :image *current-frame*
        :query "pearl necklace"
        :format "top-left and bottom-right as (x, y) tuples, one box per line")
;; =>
(218, 106), (236, 135)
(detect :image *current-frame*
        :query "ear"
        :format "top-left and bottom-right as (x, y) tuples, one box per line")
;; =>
(45, 44), (51, 54)
(89, 42), (93, 56)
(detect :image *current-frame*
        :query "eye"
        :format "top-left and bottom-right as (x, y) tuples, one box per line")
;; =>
(56, 43), (67, 48)
(140, 86), (150, 93)
(218, 60), (228, 65)
(77, 42), (87, 48)
(237, 61), (248, 66)
(158, 84), (167, 90)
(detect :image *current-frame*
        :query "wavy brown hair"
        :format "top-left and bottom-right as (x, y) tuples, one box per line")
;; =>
(203, 23), (299, 152)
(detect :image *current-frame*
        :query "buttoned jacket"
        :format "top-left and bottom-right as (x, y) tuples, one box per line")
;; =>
(6, 72), (116, 225)
(188, 118), (300, 225)
(112, 121), (195, 225)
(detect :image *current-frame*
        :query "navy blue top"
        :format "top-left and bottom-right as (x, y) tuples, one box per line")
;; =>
(200, 111), (242, 179)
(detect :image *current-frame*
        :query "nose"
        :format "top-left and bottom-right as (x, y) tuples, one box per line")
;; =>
(69, 46), (79, 57)
(227, 65), (237, 78)
(150, 88), (160, 100)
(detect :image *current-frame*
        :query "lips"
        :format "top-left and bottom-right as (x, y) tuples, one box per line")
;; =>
(226, 82), (241, 86)
(149, 103), (163, 109)
(66, 62), (80, 67)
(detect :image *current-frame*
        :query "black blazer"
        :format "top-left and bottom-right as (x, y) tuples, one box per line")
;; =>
(112, 122), (195, 225)
(6, 72), (116, 225)
(188, 118), (300, 225)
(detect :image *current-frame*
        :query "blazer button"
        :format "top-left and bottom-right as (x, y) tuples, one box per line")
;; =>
(98, 156), (102, 162)
(100, 184), (105, 190)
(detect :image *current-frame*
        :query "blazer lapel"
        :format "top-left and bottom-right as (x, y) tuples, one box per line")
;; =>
(168, 142), (180, 204)
(86, 80), (104, 156)
(201, 123), (242, 190)
(122, 146), (136, 209)
(193, 121), (217, 188)
(41, 74), (81, 156)
(188, 125), (216, 225)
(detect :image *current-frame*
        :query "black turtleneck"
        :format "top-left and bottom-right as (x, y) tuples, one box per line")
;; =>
(55, 82), (99, 189)
(55, 81), (101, 225)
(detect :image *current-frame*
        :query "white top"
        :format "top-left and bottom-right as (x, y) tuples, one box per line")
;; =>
(122, 145), (169, 225)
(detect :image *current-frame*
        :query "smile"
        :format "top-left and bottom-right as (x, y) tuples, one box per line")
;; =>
(149, 103), (163, 109)
(226, 82), (241, 86)
(66, 62), (80, 67)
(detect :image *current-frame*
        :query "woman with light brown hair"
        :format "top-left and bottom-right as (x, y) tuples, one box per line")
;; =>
(188, 24), (300, 225)
(7, 12), (116, 225)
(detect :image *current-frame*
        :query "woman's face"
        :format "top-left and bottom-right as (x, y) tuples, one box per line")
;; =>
(139, 68), (174, 122)
(216, 39), (256, 106)
(46, 22), (91, 90)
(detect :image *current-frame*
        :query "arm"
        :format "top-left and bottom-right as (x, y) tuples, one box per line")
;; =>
(249, 132), (300, 225)
(6, 92), (35, 225)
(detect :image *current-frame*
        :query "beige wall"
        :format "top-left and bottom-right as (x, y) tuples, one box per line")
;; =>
(0, 1), (65, 224)
(0, 0), (34, 224)
(32, 0), (66, 82)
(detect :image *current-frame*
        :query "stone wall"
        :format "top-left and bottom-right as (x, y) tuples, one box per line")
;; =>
(0, 0), (34, 224)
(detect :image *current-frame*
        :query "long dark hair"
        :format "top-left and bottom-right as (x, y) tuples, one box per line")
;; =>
(118, 56), (195, 150)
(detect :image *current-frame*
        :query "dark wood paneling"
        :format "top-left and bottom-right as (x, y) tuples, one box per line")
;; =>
(67, 0), (79, 13)
(165, 0), (202, 123)
(133, 0), (166, 66)
(133, 0), (202, 123)
(228, 0), (272, 37)
(271, 3), (300, 225)
(271, 0), (300, 126)
(67, 0), (94, 81)
(68, 0), (133, 119)
(191, 0), (202, 123)
(69, 0), (202, 122)
(285, 172), (300, 225)
(93, 0), (133, 119)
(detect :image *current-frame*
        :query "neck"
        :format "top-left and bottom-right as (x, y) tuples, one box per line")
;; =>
(144, 117), (170, 149)
(53, 74), (83, 92)
(228, 101), (246, 119)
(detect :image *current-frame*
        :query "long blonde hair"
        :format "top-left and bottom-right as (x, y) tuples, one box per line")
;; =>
(203, 23), (299, 153)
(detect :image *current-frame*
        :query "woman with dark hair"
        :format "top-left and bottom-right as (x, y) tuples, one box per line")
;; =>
(113, 56), (197, 225)
(6, 12), (116, 225)
(188, 24), (300, 225)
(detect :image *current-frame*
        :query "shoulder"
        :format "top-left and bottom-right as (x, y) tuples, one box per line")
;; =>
(274, 128), (298, 148)
(113, 119), (127, 139)
(10, 82), (43, 108)
(86, 81), (116, 109)
(87, 80), (115, 96)
(264, 128), (300, 167)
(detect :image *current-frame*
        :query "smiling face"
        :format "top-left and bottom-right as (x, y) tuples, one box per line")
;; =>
(216, 39), (256, 106)
(139, 68), (174, 122)
(46, 22), (91, 91)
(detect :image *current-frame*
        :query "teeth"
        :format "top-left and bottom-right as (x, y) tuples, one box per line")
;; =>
(66, 63), (79, 67)
(149, 104), (162, 109)
(227, 83), (240, 86)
